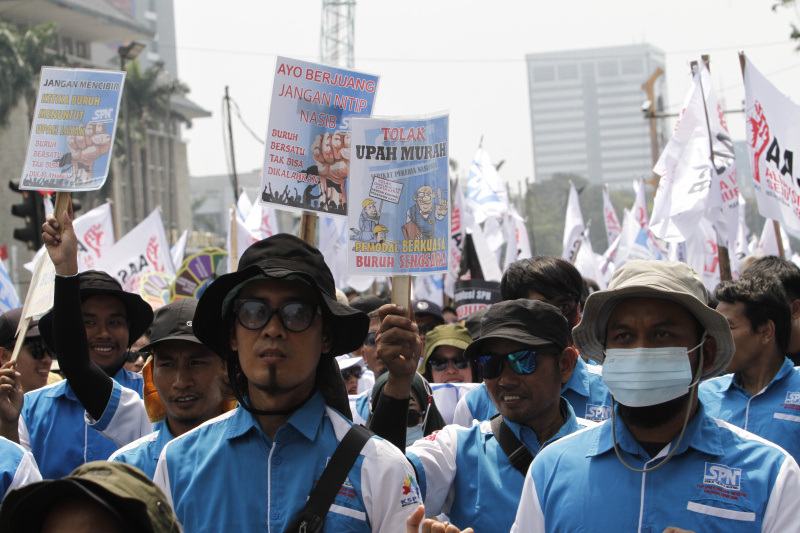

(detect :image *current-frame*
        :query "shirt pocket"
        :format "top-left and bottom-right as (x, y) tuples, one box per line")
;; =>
(774, 412), (800, 423)
(686, 499), (756, 530)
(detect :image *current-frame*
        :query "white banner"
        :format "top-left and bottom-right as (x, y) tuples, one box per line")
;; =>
(602, 185), (621, 248)
(225, 207), (260, 274)
(465, 148), (509, 224)
(685, 218), (720, 293)
(170, 230), (189, 270)
(562, 182), (585, 263)
(413, 274), (444, 307)
(744, 54), (800, 238)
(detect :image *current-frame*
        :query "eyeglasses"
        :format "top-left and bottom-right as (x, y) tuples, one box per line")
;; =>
(24, 340), (51, 361)
(363, 332), (377, 347)
(233, 299), (319, 332)
(476, 348), (557, 380)
(407, 409), (427, 427)
(126, 350), (148, 363)
(428, 356), (470, 372)
(341, 366), (363, 380)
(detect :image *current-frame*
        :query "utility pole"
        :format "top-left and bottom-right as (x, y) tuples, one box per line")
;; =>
(225, 86), (239, 200)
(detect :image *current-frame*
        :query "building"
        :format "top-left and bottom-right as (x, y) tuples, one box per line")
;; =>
(526, 44), (668, 187)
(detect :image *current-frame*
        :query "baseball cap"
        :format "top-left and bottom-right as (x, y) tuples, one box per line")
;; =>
(573, 259), (734, 379)
(421, 324), (473, 370)
(141, 298), (202, 351)
(412, 300), (444, 324)
(464, 299), (569, 359)
(0, 307), (40, 346)
(0, 461), (181, 533)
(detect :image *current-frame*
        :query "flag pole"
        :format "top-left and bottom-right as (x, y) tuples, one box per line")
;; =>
(299, 212), (317, 245)
(693, 57), (732, 281)
(738, 52), (785, 260)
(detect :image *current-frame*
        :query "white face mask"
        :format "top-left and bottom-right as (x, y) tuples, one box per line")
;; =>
(406, 424), (425, 447)
(602, 336), (706, 408)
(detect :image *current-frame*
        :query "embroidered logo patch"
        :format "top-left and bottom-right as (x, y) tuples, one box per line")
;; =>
(400, 475), (420, 507)
(703, 462), (742, 490)
(785, 392), (800, 405)
(584, 404), (611, 421)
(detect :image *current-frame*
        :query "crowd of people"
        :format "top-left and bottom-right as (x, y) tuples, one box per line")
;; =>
(0, 205), (798, 532)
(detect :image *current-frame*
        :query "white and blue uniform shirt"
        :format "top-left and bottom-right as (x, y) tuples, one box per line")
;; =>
(109, 421), (174, 479)
(452, 358), (611, 426)
(153, 391), (419, 533)
(19, 368), (144, 479)
(513, 403), (800, 532)
(700, 357), (800, 465)
(407, 399), (593, 533)
(0, 436), (41, 497)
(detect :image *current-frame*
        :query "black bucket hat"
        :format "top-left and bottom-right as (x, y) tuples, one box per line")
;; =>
(464, 299), (569, 359)
(39, 270), (155, 352)
(193, 233), (369, 358)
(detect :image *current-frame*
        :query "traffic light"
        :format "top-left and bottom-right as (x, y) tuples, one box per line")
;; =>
(9, 180), (45, 251)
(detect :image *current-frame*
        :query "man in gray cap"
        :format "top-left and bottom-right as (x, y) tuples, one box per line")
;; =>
(0, 308), (56, 393)
(512, 260), (800, 532)
(108, 298), (232, 479)
(152, 234), (418, 533)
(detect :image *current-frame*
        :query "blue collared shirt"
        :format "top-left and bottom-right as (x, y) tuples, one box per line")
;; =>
(700, 357), (800, 465)
(109, 421), (174, 479)
(514, 402), (800, 532)
(0, 436), (41, 497)
(407, 398), (591, 533)
(452, 358), (611, 425)
(19, 368), (144, 479)
(153, 391), (418, 533)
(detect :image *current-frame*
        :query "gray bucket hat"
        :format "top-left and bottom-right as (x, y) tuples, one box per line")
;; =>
(573, 259), (734, 379)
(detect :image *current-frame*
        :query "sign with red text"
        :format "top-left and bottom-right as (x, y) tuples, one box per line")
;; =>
(346, 114), (450, 276)
(260, 57), (379, 218)
(20, 67), (125, 192)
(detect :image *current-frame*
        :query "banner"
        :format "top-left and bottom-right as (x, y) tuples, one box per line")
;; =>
(260, 57), (379, 218)
(414, 274), (444, 307)
(562, 182), (585, 263)
(244, 203), (280, 240)
(20, 68), (124, 192)
(0, 259), (21, 313)
(170, 230), (189, 271)
(346, 113), (450, 276)
(465, 148), (509, 224)
(743, 54), (800, 238)
(95, 208), (175, 293)
(454, 279), (501, 320)
(602, 184), (621, 248)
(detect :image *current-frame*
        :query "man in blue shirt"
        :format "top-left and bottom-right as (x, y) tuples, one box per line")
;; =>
(700, 275), (800, 465)
(453, 256), (611, 425)
(110, 298), (232, 478)
(153, 234), (418, 533)
(370, 298), (593, 533)
(513, 260), (800, 532)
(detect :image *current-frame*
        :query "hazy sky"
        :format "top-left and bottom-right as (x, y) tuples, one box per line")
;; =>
(172, 0), (800, 189)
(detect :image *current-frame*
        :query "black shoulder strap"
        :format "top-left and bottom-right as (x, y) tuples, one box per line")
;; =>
(284, 424), (373, 533)
(490, 413), (533, 476)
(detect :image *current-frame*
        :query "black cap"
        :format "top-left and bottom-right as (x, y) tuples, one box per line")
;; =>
(0, 308), (40, 345)
(412, 300), (444, 324)
(193, 234), (368, 358)
(141, 298), (202, 351)
(39, 271), (154, 351)
(463, 307), (489, 340)
(464, 299), (569, 359)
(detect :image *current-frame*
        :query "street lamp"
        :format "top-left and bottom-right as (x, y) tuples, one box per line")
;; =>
(119, 42), (145, 230)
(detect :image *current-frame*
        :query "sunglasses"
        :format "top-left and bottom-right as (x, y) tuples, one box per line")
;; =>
(126, 350), (149, 363)
(341, 366), (363, 380)
(233, 299), (319, 332)
(407, 409), (427, 427)
(363, 331), (377, 347)
(25, 340), (51, 361)
(476, 348), (557, 380)
(428, 356), (470, 372)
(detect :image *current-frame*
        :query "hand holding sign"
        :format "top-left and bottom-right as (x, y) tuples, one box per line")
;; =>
(436, 188), (448, 217)
(42, 200), (79, 276)
(67, 122), (112, 183)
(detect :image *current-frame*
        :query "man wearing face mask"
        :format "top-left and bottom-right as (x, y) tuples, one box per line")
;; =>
(453, 256), (611, 426)
(512, 260), (800, 532)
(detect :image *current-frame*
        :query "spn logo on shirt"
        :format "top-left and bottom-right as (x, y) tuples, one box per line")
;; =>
(703, 463), (742, 490)
(584, 404), (611, 421)
(785, 392), (800, 405)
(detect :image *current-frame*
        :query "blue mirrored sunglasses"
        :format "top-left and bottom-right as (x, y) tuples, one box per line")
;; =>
(476, 348), (557, 380)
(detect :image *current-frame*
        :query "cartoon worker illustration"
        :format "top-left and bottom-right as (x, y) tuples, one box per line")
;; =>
(373, 224), (389, 244)
(403, 184), (447, 240)
(350, 198), (382, 241)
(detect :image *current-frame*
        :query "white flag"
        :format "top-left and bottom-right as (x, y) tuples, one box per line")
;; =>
(602, 185), (621, 248)
(95, 208), (175, 294)
(170, 230), (189, 270)
(758, 219), (792, 258)
(730, 195), (750, 278)
(444, 181), (466, 299)
(632, 178), (650, 228)
(236, 190), (252, 221)
(413, 274), (444, 307)
(0, 259), (21, 313)
(467, 225), (503, 282)
(225, 207), (260, 274)
(685, 219), (720, 293)
(744, 54), (800, 238)
(26, 202), (116, 273)
(465, 148), (509, 224)
(244, 203), (280, 240)
(617, 208), (663, 266)
(573, 231), (608, 289)
(514, 206), (532, 261)
(562, 182), (585, 263)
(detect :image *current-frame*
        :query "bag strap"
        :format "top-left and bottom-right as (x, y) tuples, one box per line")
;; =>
(284, 424), (373, 533)
(490, 413), (533, 476)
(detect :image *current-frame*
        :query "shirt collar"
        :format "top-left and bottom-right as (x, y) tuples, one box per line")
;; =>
(225, 390), (326, 443)
(152, 421), (176, 460)
(53, 367), (132, 401)
(729, 356), (795, 392)
(562, 357), (590, 398)
(588, 400), (723, 460)
(505, 398), (579, 455)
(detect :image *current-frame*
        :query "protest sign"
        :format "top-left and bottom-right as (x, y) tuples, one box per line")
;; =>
(346, 113), (450, 276)
(20, 68), (124, 192)
(454, 280), (501, 320)
(260, 57), (379, 218)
